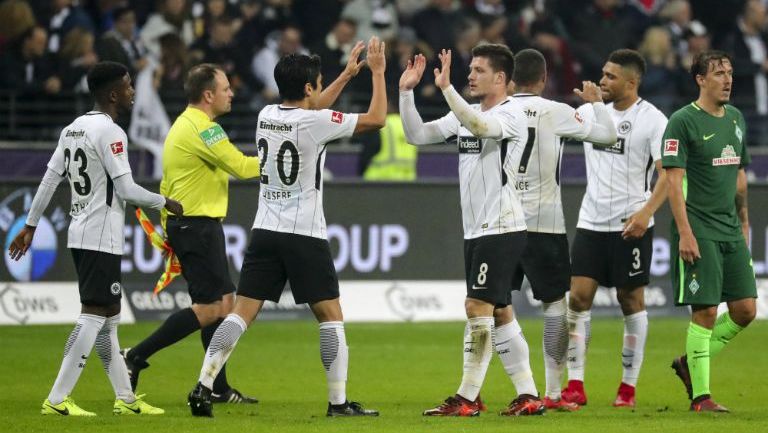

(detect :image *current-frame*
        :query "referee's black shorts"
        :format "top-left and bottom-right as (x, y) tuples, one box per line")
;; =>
(166, 216), (236, 304)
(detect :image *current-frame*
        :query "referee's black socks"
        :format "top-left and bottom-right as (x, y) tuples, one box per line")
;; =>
(129, 307), (201, 363)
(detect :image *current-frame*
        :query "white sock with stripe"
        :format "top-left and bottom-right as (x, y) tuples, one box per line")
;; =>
(95, 314), (135, 403)
(199, 314), (247, 390)
(495, 319), (538, 396)
(319, 321), (348, 405)
(48, 314), (105, 405)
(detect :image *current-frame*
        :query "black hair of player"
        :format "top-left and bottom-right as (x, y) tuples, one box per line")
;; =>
(471, 43), (515, 84)
(274, 53), (322, 101)
(513, 49), (546, 87)
(185, 63), (223, 104)
(607, 49), (646, 78)
(690, 50), (732, 82)
(87, 61), (129, 102)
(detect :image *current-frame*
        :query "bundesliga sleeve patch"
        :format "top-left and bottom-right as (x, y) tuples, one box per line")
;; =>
(574, 111), (584, 123)
(331, 111), (343, 124)
(110, 141), (124, 155)
(200, 124), (228, 147)
(664, 139), (679, 156)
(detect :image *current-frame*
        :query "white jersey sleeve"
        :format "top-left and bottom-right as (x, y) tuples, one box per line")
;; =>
(93, 125), (132, 180)
(432, 111), (460, 140)
(47, 141), (67, 176)
(648, 110), (666, 162)
(553, 102), (593, 140)
(308, 110), (358, 144)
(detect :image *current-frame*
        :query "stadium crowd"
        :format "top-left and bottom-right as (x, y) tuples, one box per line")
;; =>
(0, 0), (766, 143)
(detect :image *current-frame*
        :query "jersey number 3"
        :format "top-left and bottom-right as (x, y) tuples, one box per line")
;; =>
(258, 138), (300, 186)
(63, 147), (91, 196)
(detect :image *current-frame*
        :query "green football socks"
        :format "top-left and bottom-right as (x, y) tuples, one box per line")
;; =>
(709, 312), (744, 357)
(686, 322), (712, 399)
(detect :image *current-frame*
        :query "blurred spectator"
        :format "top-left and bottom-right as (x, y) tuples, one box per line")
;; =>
(382, 26), (436, 99)
(292, 0), (343, 45)
(449, 19), (481, 97)
(0, 25), (60, 95)
(638, 26), (679, 113)
(97, 6), (149, 77)
(239, 0), (294, 47)
(192, 0), (241, 39)
(529, 18), (580, 101)
(466, 0), (506, 20)
(677, 20), (710, 99)
(251, 25), (305, 102)
(46, 0), (94, 54)
(140, 0), (195, 58)
(154, 32), (190, 97)
(413, 0), (461, 54)
(190, 17), (254, 92)
(310, 18), (358, 85)
(720, 0), (768, 145)
(0, 0), (37, 51)
(479, 14), (510, 46)
(658, 0), (691, 59)
(57, 27), (98, 92)
(342, 0), (398, 42)
(571, 0), (638, 81)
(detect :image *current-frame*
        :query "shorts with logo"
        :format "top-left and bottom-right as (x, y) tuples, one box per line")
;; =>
(672, 234), (756, 306)
(71, 248), (122, 306)
(166, 216), (236, 304)
(511, 232), (571, 303)
(464, 231), (527, 307)
(238, 229), (340, 304)
(571, 227), (653, 289)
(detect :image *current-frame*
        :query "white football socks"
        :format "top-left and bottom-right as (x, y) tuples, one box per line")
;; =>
(542, 298), (568, 399)
(94, 314), (134, 402)
(621, 310), (648, 387)
(495, 319), (538, 397)
(456, 317), (494, 401)
(566, 308), (591, 382)
(319, 321), (349, 405)
(199, 313), (247, 390)
(47, 314), (105, 405)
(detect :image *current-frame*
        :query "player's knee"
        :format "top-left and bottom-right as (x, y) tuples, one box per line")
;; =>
(493, 305), (513, 326)
(617, 291), (644, 315)
(568, 291), (592, 311)
(731, 304), (756, 327)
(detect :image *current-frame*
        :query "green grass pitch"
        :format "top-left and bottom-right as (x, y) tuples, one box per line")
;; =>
(2, 318), (767, 432)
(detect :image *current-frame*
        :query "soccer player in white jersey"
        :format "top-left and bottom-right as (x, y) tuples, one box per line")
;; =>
(399, 44), (543, 417)
(187, 37), (387, 418)
(561, 49), (669, 408)
(7, 62), (183, 416)
(508, 48), (618, 411)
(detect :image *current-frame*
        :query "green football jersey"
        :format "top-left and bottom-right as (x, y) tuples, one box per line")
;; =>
(661, 102), (750, 241)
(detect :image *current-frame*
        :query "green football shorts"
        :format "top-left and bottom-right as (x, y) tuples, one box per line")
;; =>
(672, 235), (757, 306)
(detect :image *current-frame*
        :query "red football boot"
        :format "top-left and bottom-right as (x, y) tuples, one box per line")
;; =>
(499, 394), (545, 416)
(690, 396), (729, 413)
(561, 380), (588, 406)
(612, 382), (636, 408)
(544, 396), (580, 412)
(423, 395), (481, 417)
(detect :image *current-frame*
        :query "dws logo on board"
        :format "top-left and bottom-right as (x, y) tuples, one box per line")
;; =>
(0, 284), (58, 324)
(1, 188), (68, 281)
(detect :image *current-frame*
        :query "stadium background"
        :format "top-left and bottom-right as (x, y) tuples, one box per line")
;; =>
(1, 1), (768, 431)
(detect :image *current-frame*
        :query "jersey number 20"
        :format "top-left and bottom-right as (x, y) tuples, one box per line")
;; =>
(258, 138), (300, 186)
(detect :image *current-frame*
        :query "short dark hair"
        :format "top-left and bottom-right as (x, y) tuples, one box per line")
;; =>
(513, 49), (546, 87)
(274, 53), (322, 101)
(87, 61), (128, 100)
(690, 50), (732, 82)
(184, 63), (223, 103)
(471, 43), (515, 84)
(607, 49), (647, 78)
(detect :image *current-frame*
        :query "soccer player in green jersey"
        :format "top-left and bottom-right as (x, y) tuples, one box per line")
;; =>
(662, 50), (757, 413)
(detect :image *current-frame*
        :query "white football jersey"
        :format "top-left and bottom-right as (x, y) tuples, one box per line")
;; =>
(252, 105), (358, 239)
(576, 99), (667, 231)
(432, 97), (528, 239)
(47, 111), (133, 255)
(512, 94), (605, 233)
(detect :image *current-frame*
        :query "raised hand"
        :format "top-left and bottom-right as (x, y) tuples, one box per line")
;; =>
(342, 41), (367, 78)
(365, 36), (386, 75)
(399, 54), (427, 91)
(574, 81), (603, 103)
(8, 225), (35, 261)
(434, 49), (452, 90)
